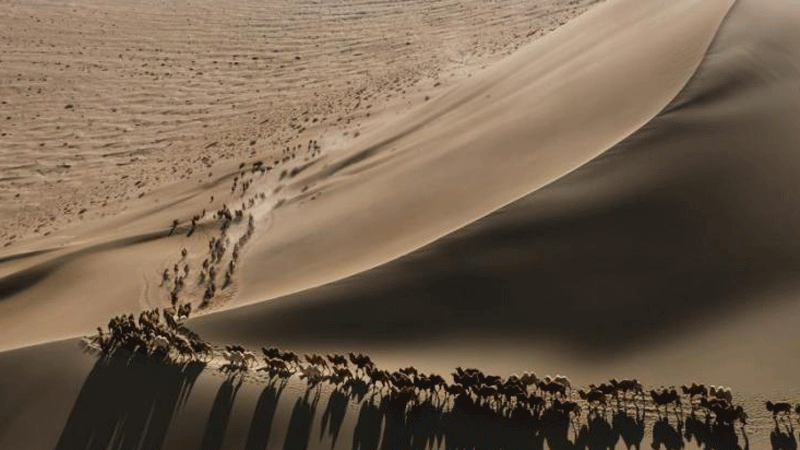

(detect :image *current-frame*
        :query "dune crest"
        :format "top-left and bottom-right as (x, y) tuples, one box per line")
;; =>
(233, 0), (736, 308)
(0, 0), (734, 353)
(194, 0), (800, 395)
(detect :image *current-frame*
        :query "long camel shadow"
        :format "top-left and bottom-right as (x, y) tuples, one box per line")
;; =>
(245, 377), (288, 450)
(200, 375), (243, 450)
(770, 424), (797, 450)
(343, 395), (738, 450)
(54, 351), (204, 450)
(612, 408), (645, 450)
(283, 387), (321, 450)
(320, 388), (350, 449)
(683, 413), (749, 450)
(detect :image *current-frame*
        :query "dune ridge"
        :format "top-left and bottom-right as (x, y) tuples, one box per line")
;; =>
(0, 0), (734, 354)
(229, 0), (737, 312)
(193, 0), (800, 396)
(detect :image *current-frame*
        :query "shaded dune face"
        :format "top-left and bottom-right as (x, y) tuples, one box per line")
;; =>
(193, 0), (800, 357)
(0, 0), (733, 353)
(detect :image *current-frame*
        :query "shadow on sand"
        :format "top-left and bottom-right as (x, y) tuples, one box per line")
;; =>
(54, 350), (204, 450)
(54, 355), (752, 450)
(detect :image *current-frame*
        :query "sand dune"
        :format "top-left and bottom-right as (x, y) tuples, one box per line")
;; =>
(1, 0), (593, 246)
(0, 0), (600, 352)
(0, 0), (731, 352)
(4, 0), (800, 447)
(192, 0), (800, 394)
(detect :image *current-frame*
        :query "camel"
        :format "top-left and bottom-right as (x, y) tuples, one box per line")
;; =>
(518, 372), (539, 388)
(177, 303), (191, 321)
(390, 371), (414, 390)
(499, 383), (526, 404)
(278, 350), (300, 367)
(611, 378), (644, 402)
(767, 401), (793, 420)
(326, 354), (348, 367)
(304, 354), (328, 369)
(163, 308), (178, 329)
(553, 374), (572, 391)
(538, 379), (566, 398)
(525, 394), (546, 411)
(590, 383), (617, 400)
(366, 367), (390, 389)
(650, 389), (681, 416)
(222, 348), (253, 370)
(399, 366), (418, 377)
(413, 374), (437, 395)
(331, 367), (352, 381)
(389, 387), (417, 408)
(262, 347), (282, 360)
(259, 358), (291, 374)
(189, 339), (212, 358)
(681, 383), (707, 400)
(445, 384), (465, 397)
(578, 389), (607, 409)
(152, 335), (170, 354)
(709, 386), (733, 403)
(552, 399), (581, 419)
(348, 353), (373, 374)
(475, 386), (499, 404)
(299, 365), (324, 384)
(699, 398), (747, 427)
(481, 375), (503, 387)
(428, 374), (446, 392)
(452, 369), (481, 390)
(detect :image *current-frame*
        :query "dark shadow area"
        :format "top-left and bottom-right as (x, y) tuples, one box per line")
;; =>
(684, 414), (749, 450)
(651, 417), (683, 450)
(200, 375), (243, 450)
(331, 391), (750, 450)
(245, 378), (288, 450)
(770, 425), (797, 450)
(54, 351), (204, 450)
(283, 388), (321, 450)
(346, 395), (626, 450)
(612, 409), (645, 450)
(320, 388), (349, 449)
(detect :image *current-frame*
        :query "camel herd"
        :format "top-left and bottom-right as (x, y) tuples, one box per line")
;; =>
(161, 164), (267, 311)
(91, 311), (754, 432)
(92, 306), (210, 361)
(766, 401), (800, 424)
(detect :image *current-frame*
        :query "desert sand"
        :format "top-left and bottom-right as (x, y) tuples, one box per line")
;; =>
(2, 0), (800, 448)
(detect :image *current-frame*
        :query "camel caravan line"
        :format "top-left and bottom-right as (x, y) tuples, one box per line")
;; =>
(88, 305), (780, 437)
(159, 139), (324, 313)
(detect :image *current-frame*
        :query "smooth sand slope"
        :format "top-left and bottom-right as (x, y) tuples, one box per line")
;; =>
(1, 0), (591, 244)
(0, 0), (730, 352)
(192, 0), (800, 395)
(0, 0), (598, 352)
